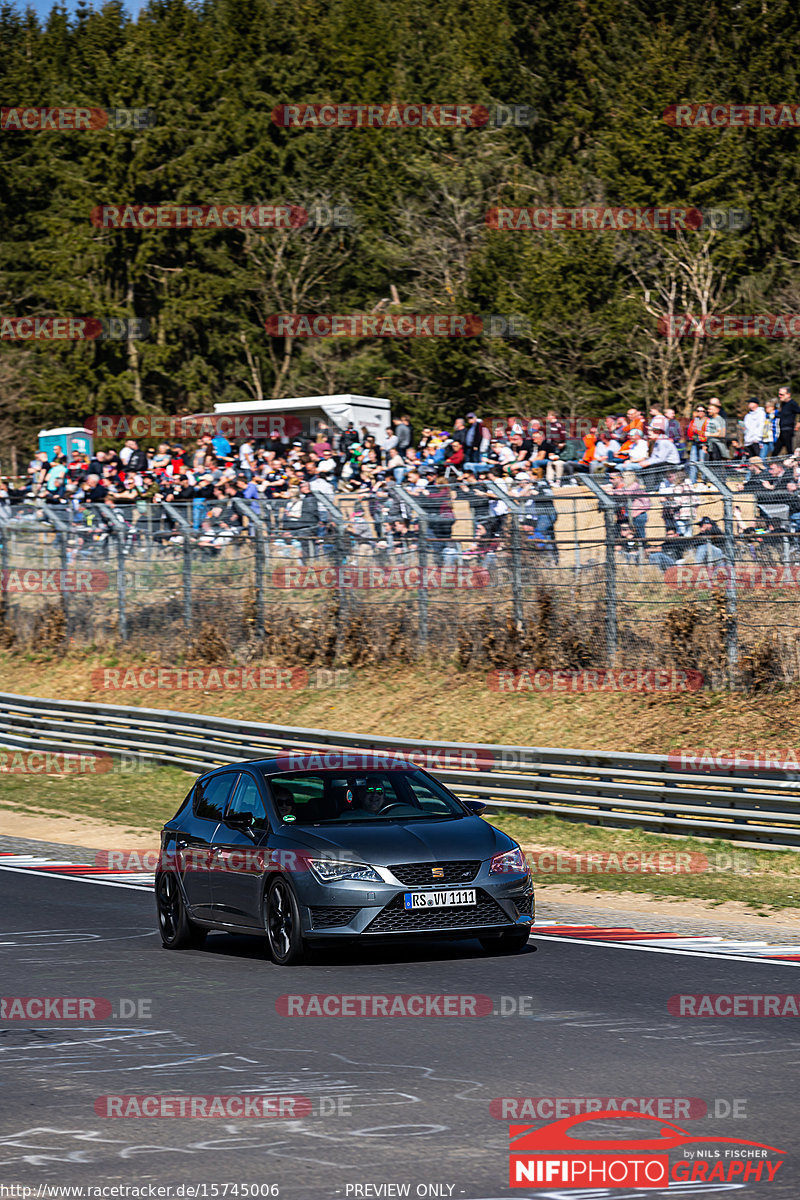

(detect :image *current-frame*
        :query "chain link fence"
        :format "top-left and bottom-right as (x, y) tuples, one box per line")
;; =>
(2, 458), (800, 686)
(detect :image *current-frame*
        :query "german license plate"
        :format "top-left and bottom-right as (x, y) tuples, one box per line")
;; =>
(403, 889), (476, 909)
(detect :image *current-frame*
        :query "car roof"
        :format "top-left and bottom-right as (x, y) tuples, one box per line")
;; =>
(201, 757), (420, 778)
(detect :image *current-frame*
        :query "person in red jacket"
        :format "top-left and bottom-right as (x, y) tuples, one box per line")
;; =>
(686, 405), (708, 483)
(444, 438), (464, 469)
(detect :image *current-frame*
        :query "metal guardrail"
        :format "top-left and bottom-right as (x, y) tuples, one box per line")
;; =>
(1, 691), (799, 848)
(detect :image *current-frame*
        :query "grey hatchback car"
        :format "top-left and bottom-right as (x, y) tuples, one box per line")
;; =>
(155, 755), (535, 964)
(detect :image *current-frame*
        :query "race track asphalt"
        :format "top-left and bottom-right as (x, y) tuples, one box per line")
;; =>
(0, 869), (797, 1199)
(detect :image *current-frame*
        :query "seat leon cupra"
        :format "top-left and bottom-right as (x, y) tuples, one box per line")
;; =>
(155, 754), (534, 963)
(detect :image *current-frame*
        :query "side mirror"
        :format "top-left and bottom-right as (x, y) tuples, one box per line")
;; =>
(225, 810), (255, 830)
(463, 800), (486, 816)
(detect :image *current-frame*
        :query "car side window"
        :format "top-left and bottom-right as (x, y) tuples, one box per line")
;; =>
(194, 772), (239, 821)
(227, 774), (267, 825)
(403, 779), (452, 814)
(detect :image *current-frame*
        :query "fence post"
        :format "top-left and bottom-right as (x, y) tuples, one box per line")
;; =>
(97, 504), (128, 642)
(42, 507), (71, 642)
(162, 501), (193, 633)
(312, 492), (349, 660)
(581, 476), (618, 663)
(0, 511), (9, 634)
(483, 478), (527, 628)
(389, 483), (429, 650)
(698, 461), (738, 678)
(233, 498), (265, 639)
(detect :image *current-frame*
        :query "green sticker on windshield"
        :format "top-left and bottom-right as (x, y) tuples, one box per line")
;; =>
(282, 814), (296, 822)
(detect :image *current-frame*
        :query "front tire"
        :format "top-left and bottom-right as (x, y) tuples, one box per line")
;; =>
(156, 871), (207, 949)
(479, 929), (530, 955)
(264, 877), (306, 965)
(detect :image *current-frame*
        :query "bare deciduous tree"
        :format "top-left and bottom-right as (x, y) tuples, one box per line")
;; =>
(625, 231), (745, 417)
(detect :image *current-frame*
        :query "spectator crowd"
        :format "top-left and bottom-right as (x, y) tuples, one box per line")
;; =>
(3, 391), (800, 569)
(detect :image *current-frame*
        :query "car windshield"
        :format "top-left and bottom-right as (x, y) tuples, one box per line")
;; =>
(261, 769), (464, 825)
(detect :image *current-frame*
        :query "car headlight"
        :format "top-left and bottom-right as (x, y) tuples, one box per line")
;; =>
(308, 858), (382, 884)
(490, 846), (529, 876)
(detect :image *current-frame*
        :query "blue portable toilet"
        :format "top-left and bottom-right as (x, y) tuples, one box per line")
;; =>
(38, 426), (94, 460)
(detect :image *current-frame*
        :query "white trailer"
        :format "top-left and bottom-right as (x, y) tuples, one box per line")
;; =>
(213, 394), (391, 442)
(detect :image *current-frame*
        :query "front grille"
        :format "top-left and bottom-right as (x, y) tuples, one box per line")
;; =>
(388, 860), (480, 887)
(310, 906), (360, 929)
(365, 889), (510, 934)
(515, 891), (535, 917)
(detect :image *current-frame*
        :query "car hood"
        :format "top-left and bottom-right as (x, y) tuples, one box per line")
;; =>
(271, 816), (515, 865)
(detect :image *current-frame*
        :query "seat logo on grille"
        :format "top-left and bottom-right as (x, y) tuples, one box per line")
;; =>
(431, 867), (444, 878)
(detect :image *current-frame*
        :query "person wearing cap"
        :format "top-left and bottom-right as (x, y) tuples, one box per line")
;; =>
(705, 399), (729, 461)
(692, 514), (725, 565)
(686, 404), (709, 483)
(464, 412), (490, 463)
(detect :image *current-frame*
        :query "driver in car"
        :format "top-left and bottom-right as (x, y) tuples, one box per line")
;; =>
(272, 783), (294, 820)
(348, 779), (388, 817)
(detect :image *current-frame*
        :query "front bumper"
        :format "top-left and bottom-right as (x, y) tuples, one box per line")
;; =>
(294, 867), (535, 939)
